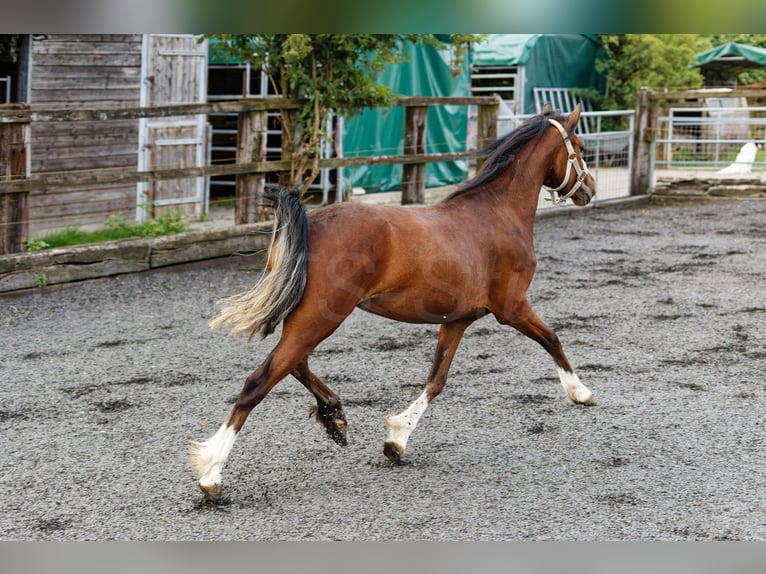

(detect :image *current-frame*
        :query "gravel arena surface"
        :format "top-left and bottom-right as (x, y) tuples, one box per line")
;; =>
(1, 198), (764, 541)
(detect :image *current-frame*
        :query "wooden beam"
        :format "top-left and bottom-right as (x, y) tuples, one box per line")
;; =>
(392, 95), (499, 107)
(0, 122), (29, 254)
(0, 98), (301, 124)
(235, 110), (268, 224)
(476, 97), (499, 171)
(647, 88), (766, 101)
(0, 95), (498, 125)
(401, 106), (428, 204)
(0, 151), (481, 195)
(631, 89), (651, 197)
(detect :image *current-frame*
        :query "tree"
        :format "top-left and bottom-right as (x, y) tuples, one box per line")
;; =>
(210, 34), (476, 196)
(594, 35), (713, 111)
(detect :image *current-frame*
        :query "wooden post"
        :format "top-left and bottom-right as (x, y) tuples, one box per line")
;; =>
(476, 97), (499, 172)
(278, 109), (296, 191)
(0, 118), (29, 254)
(401, 105), (428, 205)
(630, 88), (652, 196)
(235, 110), (268, 224)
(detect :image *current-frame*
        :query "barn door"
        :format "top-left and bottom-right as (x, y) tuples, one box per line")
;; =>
(138, 34), (209, 222)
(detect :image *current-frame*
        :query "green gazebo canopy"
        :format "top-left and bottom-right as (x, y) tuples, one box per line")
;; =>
(694, 42), (766, 83)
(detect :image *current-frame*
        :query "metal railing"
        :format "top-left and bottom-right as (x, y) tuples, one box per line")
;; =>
(577, 110), (635, 204)
(653, 106), (766, 171)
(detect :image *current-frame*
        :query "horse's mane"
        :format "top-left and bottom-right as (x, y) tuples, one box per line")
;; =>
(444, 109), (568, 201)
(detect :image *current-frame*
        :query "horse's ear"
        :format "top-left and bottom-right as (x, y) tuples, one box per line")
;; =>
(540, 102), (553, 115)
(565, 103), (582, 132)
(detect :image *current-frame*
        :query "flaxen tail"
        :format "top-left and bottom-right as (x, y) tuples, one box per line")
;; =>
(209, 189), (309, 341)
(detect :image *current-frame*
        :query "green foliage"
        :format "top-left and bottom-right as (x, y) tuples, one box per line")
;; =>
(105, 210), (190, 238)
(25, 210), (191, 251)
(591, 34), (766, 112)
(709, 33), (766, 49)
(595, 35), (713, 111)
(36, 274), (47, 289)
(23, 238), (51, 252)
(0, 35), (21, 63)
(208, 34), (479, 194)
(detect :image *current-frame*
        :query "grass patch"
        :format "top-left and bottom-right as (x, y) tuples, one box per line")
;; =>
(25, 210), (191, 251)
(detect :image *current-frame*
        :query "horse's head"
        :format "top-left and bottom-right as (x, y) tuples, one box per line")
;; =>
(542, 104), (596, 207)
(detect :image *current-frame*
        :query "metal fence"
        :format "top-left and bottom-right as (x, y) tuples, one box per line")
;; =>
(508, 110), (635, 208)
(473, 108), (634, 208)
(652, 105), (766, 173)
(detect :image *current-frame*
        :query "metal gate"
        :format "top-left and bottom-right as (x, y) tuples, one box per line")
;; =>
(652, 100), (766, 175)
(1, 75), (10, 103)
(137, 34), (209, 222)
(490, 107), (634, 207)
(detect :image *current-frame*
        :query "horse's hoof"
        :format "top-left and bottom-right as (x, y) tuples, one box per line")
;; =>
(327, 419), (348, 447)
(198, 481), (222, 502)
(383, 441), (405, 465)
(312, 404), (348, 446)
(578, 394), (596, 406)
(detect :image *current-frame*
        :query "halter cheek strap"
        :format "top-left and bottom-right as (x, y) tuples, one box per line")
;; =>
(544, 118), (590, 206)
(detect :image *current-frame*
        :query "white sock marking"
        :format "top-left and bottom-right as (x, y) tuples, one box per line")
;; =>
(191, 423), (237, 488)
(385, 391), (430, 452)
(557, 367), (593, 404)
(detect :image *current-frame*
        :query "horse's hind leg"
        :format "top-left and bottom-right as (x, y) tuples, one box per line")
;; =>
(189, 343), (298, 501)
(384, 319), (473, 464)
(190, 298), (358, 501)
(496, 298), (595, 405)
(291, 357), (348, 446)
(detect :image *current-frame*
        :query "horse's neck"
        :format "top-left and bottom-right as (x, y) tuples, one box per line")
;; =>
(485, 144), (548, 228)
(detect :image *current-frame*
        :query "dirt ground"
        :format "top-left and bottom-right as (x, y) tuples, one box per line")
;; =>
(1, 197), (764, 540)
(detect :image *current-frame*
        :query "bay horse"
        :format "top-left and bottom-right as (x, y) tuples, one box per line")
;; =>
(190, 103), (596, 501)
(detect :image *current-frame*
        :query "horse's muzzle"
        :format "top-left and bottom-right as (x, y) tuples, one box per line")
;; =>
(573, 180), (595, 206)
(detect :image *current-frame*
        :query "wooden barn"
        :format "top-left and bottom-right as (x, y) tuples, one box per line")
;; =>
(0, 34), (208, 236)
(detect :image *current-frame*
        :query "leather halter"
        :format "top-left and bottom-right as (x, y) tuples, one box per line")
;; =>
(544, 118), (590, 206)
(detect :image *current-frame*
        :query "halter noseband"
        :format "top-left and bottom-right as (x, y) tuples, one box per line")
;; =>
(544, 118), (590, 206)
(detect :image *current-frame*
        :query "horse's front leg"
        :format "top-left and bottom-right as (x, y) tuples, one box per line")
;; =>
(496, 298), (595, 405)
(384, 318), (474, 464)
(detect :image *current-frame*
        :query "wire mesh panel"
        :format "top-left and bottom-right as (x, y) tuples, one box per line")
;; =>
(654, 104), (766, 172)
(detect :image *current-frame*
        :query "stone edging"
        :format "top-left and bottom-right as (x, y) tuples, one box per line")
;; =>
(0, 221), (273, 294)
(653, 173), (766, 202)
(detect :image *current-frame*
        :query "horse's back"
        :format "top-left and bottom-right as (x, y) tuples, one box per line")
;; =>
(307, 201), (394, 257)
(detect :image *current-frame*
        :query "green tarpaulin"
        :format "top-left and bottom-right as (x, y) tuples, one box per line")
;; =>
(471, 34), (540, 67)
(342, 42), (470, 192)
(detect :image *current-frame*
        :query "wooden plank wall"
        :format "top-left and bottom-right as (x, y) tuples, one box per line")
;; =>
(28, 34), (142, 235)
(139, 35), (208, 220)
